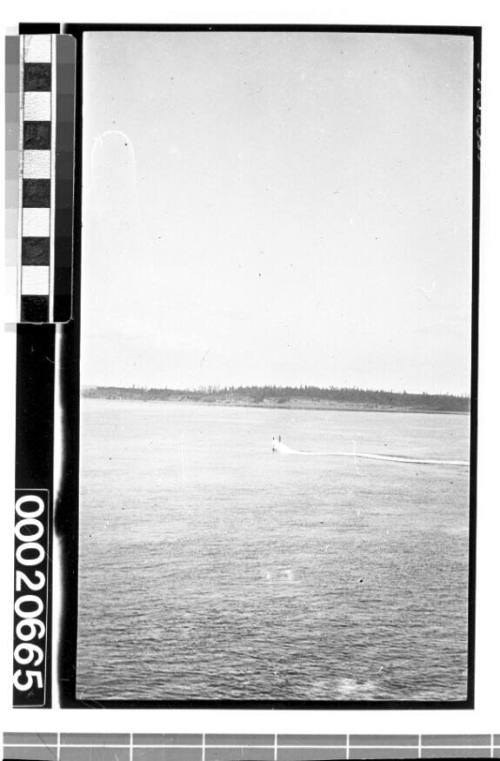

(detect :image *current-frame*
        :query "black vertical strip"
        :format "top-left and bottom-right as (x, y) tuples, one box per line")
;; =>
(56, 29), (81, 707)
(56, 316), (80, 706)
(54, 36), (76, 322)
(467, 28), (481, 710)
(15, 324), (55, 707)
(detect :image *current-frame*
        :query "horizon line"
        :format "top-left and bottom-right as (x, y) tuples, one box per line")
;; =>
(81, 383), (470, 399)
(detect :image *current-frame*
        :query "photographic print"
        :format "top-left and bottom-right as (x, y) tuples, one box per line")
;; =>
(75, 29), (475, 704)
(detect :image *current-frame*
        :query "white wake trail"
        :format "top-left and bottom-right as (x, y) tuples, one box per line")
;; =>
(273, 441), (468, 466)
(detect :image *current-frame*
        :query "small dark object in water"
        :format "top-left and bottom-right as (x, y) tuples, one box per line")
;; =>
(359, 578), (364, 583)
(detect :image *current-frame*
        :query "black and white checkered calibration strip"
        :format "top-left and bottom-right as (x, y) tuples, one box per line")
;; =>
(19, 35), (55, 322)
(3, 734), (500, 760)
(13, 34), (75, 323)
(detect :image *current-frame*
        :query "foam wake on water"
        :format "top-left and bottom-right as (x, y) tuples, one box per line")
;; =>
(272, 440), (468, 466)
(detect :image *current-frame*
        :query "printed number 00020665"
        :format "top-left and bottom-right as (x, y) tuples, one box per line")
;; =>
(13, 494), (47, 695)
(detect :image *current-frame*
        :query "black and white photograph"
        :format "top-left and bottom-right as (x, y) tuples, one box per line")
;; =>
(74, 29), (476, 704)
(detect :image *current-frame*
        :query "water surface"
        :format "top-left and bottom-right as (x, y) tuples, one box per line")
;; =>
(77, 399), (470, 701)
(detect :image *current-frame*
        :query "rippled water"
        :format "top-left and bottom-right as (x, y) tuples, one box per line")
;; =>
(77, 399), (470, 701)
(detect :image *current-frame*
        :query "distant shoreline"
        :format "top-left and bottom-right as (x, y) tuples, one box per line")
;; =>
(84, 396), (468, 415)
(82, 386), (470, 415)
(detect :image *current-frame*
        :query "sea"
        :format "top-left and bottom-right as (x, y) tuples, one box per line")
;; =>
(77, 398), (470, 701)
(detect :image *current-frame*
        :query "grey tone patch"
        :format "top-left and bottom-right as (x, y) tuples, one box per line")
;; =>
(278, 736), (346, 747)
(3, 748), (57, 761)
(3, 735), (57, 746)
(421, 749), (490, 758)
(350, 736), (418, 747)
(422, 735), (490, 746)
(205, 749), (274, 761)
(133, 748), (202, 761)
(60, 749), (129, 761)
(206, 736), (274, 747)
(349, 750), (418, 760)
(61, 736), (129, 746)
(277, 749), (346, 761)
(133, 735), (202, 746)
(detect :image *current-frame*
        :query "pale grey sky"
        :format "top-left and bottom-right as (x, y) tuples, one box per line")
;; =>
(81, 32), (473, 395)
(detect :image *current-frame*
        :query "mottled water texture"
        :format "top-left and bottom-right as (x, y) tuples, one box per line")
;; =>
(77, 399), (470, 701)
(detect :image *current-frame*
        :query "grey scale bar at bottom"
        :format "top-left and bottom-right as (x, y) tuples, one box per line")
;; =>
(3, 750), (498, 761)
(3, 734), (500, 761)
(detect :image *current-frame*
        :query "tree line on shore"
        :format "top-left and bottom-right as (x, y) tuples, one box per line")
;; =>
(83, 384), (470, 412)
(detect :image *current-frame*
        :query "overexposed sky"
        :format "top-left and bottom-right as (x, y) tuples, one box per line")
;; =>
(81, 31), (473, 394)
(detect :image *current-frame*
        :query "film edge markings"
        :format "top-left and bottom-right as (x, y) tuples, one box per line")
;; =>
(9, 28), (76, 708)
